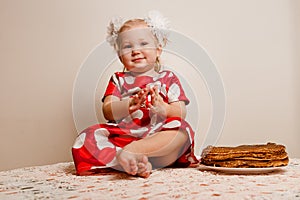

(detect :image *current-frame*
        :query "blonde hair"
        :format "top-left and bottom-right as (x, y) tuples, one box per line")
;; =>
(118, 19), (162, 72)
(119, 19), (147, 33)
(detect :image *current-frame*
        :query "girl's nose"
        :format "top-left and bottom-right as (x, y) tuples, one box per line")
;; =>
(131, 48), (141, 56)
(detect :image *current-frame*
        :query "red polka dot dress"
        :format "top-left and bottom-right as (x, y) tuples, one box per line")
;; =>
(72, 70), (198, 175)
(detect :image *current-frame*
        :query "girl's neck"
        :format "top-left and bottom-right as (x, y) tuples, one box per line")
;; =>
(129, 69), (159, 77)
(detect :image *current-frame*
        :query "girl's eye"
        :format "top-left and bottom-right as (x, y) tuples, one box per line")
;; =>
(141, 42), (148, 46)
(123, 44), (132, 49)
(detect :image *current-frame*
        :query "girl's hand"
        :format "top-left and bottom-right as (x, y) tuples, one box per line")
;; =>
(148, 86), (167, 117)
(129, 88), (149, 112)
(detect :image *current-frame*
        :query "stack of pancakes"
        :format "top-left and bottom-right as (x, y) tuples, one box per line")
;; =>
(200, 142), (289, 168)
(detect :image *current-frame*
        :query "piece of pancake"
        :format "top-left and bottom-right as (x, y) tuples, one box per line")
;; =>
(200, 142), (289, 168)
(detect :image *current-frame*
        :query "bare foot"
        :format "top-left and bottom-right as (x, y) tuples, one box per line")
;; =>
(117, 149), (145, 176)
(137, 159), (152, 178)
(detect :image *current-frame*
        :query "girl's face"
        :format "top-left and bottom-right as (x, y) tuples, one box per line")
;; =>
(117, 24), (162, 75)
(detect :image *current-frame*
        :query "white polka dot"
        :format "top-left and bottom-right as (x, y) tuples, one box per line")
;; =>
(106, 157), (118, 167)
(147, 82), (154, 88)
(106, 123), (118, 126)
(123, 110), (143, 123)
(131, 110), (144, 119)
(94, 128), (115, 150)
(73, 133), (86, 149)
(112, 74), (118, 83)
(147, 81), (161, 91)
(149, 122), (163, 135)
(160, 84), (167, 97)
(168, 83), (180, 101)
(112, 74), (121, 89)
(154, 81), (162, 87)
(128, 87), (141, 95)
(153, 72), (166, 81)
(162, 120), (181, 129)
(119, 77), (124, 87)
(124, 76), (135, 84)
(106, 147), (122, 167)
(130, 127), (148, 137)
(168, 72), (174, 77)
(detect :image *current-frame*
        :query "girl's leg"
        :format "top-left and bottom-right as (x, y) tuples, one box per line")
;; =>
(124, 130), (188, 157)
(117, 130), (188, 172)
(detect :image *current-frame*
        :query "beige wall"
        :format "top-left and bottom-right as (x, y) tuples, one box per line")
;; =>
(0, 0), (299, 171)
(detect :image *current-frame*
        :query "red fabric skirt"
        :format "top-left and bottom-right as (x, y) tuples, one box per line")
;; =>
(72, 116), (198, 175)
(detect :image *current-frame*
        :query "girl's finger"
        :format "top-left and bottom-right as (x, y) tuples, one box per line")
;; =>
(150, 93), (156, 105)
(153, 85), (159, 95)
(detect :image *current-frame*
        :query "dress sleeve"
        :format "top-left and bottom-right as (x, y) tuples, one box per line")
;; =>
(166, 71), (190, 105)
(101, 72), (122, 102)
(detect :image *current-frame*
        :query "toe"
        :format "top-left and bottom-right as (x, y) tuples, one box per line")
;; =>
(137, 162), (152, 178)
(137, 162), (147, 173)
(129, 159), (138, 175)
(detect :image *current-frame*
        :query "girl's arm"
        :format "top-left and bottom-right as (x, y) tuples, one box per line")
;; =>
(163, 101), (187, 119)
(102, 95), (131, 121)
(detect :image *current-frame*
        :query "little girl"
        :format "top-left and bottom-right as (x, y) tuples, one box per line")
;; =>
(72, 11), (198, 178)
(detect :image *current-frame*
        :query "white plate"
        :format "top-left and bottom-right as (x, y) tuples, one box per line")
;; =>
(198, 165), (287, 174)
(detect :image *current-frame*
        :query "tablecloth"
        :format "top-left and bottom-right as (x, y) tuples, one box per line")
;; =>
(0, 159), (299, 199)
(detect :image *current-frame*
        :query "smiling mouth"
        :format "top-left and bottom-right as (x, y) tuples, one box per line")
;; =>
(132, 58), (145, 62)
